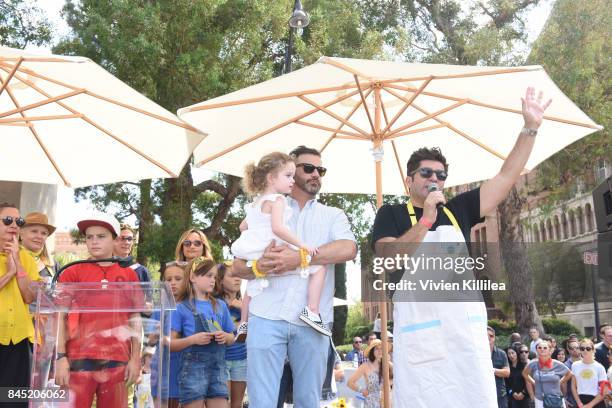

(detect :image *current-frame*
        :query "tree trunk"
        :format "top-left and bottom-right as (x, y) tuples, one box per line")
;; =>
(137, 179), (153, 265)
(498, 185), (544, 337)
(204, 174), (242, 244)
(162, 163), (194, 231)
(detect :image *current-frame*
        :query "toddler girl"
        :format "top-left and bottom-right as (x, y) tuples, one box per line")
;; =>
(231, 151), (330, 339)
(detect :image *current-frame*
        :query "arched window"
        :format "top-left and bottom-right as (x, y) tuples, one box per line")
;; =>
(569, 210), (576, 237)
(540, 221), (547, 241)
(577, 207), (584, 235)
(561, 213), (568, 239)
(585, 203), (594, 231)
(533, 224), (540, 242)
(553, 216), (560, 241)
(546, 219), (554, 241)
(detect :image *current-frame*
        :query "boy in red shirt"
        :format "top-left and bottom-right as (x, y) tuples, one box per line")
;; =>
(54, 214), (143, 408)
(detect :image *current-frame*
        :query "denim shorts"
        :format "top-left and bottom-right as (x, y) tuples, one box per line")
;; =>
(225, 358), (247, 382)
(179, 350), (228, 404)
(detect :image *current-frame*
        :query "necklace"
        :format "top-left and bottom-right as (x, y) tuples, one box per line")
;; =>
(96, 263), (112, 289)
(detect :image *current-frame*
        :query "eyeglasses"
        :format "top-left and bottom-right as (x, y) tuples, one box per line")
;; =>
(354, 340), (362, 344)
(536, 346), (549, 350)
(579, 346), (593, 352)
(567, 346), (578, 351)
(410, 167), (448, 181)
(119, 236), (134, 242)
(296, 163), (327, 177)
(183, 239), (203, 248)
(1, 216), (25, 227)
(520, 350), (529, 354)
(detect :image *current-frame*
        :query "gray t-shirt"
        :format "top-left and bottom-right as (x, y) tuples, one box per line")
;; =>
(527, 359), (569, 399)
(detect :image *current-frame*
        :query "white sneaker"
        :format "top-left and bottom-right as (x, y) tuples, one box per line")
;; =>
(299, 307), (331, 337)
(235, 321), (248, 343)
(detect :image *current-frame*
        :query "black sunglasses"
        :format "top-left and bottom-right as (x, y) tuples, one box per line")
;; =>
(520, 350), (529, 354)
(410, 167), (448, 181)
(2, 216), (26, 227)
(296, 163), (327, 177)
(579, 346), (593, 352)
(119, 236), (134, 242)
(183, 239), (203, 248)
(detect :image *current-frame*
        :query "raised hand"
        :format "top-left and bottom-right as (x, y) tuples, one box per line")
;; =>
(521, 86), (552, 129)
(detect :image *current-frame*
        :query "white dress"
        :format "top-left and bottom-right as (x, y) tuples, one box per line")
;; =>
(231, 194), (294, 297)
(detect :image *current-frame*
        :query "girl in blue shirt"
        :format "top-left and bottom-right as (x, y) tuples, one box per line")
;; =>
(170, 257), (235, 408)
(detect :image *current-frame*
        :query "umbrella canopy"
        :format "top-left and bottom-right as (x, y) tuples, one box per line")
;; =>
(179, 56), (601, 195)
(0, 46), (206, 187)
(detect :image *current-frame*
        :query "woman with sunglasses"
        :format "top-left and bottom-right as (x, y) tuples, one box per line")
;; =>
(175, 228), (213, 263)
(0, 203), (41, 396)
(507, 346), (530, 408)
(524, 340), (572, 408)
(571, 339), (607, 408)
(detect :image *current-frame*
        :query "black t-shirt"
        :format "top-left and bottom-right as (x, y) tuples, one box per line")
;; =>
(371, 187), (484, 249)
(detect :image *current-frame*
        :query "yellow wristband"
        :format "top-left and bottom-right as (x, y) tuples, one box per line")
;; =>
(251, 260), (266, 279)
(299, 248), (311, 269)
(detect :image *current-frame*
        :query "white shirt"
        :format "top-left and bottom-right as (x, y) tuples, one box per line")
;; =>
(249, 197), (355, 325)
(572, 360), (607, 396)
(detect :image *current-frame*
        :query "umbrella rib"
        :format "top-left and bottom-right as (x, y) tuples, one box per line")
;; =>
(182, 82), (368, 112)
(0, 56), (81, 63)
(298, 95), (371, 137)
(0, 63), (201, 133)
(1, 68), (178, 178)
(0, 89), (85, 119)
(0, 114), (83, 123)
(320, 88), (373, 153)
(381, 77), (432, 137)
(385, 123), (448, 139)
(196, 89), (363, 167)
(0, 57), (23, 98)
(294, 120), (367, 138)
(319, 57), (371, 79)
(411, 101), (510, 163)
(385, 83), (600, 130)
(0, 77), (70, 186)
(376, 66), (542, 84)
(391, 140), (409, 196)
(386, 100), (467, 138)
(354, 75), (375, 134)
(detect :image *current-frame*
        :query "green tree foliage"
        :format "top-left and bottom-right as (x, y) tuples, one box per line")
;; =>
(0, 0), (52, 48)
(528, 0), (611, 199)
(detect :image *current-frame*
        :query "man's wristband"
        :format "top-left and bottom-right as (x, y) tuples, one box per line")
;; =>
(299, 248), (311, 269)
(418, 217), (433, 229)
(520, 127), (538, 137)
(247, 260), (266, 279)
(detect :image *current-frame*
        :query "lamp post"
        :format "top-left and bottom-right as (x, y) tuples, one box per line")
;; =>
(283, 0), (310, 74)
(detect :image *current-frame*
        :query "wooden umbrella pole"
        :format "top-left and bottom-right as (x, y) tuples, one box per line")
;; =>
(373, 86), (391, 408)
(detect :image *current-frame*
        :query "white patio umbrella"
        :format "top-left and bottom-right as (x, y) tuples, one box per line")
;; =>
(178, 56), (602, 407)
(0, 46), (206, 187)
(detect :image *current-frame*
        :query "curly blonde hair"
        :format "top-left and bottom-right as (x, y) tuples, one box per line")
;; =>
(242, 152), (293, 196)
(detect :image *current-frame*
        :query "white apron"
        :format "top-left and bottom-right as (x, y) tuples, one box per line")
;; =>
(392, 202), (497, 408)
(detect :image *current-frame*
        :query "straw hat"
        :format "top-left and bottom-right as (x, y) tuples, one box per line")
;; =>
(364, 339), (382, 357)
(23, 212), (56, 235)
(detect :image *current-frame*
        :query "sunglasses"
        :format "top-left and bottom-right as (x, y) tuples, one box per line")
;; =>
(119, 236), (134, 242)
(520, 350), (529, 354)
(1, 216), (26, 227)
(567, 346), (578, 351)
(354, 340), (362, 344)
(537, 346), (549, 350)
(183, 239), (203, 248)
(296, 163), (327, 177)
(580, 346), (593, 352)
(410, 167), (448, 181)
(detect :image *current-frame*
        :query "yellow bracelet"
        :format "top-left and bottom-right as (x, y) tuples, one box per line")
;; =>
(299, 248), (311, 269)
(251, 260), (266, 279)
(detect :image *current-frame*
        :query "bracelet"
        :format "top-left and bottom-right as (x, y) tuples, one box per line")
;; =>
(418, 217), (433, 229)
(250, 260), (266, 279)
(299, 248), (311, 269)
(520, 127), (538, 137)
(16, 269), (28, 278)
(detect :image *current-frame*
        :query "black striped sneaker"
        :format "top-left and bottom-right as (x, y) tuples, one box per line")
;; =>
(299, 307), (331, 337)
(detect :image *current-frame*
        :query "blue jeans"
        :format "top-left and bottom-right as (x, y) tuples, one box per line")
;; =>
(179, 350), (228, 404)
(247, 316), (328, 408)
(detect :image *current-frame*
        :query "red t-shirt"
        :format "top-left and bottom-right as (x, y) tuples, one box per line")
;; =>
(58, 263), (144, 362)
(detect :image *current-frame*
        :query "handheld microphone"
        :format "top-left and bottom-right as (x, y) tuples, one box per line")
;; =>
(427, 183), (445, 210)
